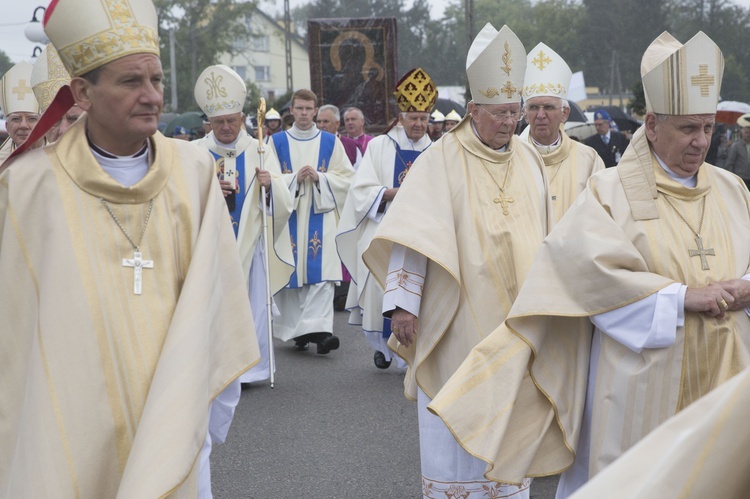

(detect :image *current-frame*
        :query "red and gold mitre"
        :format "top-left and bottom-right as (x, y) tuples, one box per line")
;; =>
(393, 67), (438, 113)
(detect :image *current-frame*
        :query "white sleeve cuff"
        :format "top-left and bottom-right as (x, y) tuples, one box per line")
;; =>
(366, 188), (387, 222)
(382, 244), (427, 317)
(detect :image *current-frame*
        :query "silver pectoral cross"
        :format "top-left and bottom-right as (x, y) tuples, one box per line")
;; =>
(123, 251), (154, 295)
(688, 236), (715, 271)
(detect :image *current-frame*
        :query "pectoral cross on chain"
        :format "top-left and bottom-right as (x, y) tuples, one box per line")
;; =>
(123, 251), (154, 295)
(689, 236), (715, 270)
(494, 193), (514, 215)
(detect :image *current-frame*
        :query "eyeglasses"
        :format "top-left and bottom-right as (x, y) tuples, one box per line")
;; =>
(525, 104), (561, 114)
(477, 105), (522, 122)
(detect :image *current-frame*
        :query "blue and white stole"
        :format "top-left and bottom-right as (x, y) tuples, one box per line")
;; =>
(273, 130), (336, 287)
(208, 136), (250, 237)
(381, 136), (426, 338)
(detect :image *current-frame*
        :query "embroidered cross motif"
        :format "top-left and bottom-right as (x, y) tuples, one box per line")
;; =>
(500, 81), (518, 99)
(532, 50), (552, 70)
(689, 235), (715, 270)
(226, 151), (235, 158)
(12, 79), (33, 100)
(690, 64), (715, 97)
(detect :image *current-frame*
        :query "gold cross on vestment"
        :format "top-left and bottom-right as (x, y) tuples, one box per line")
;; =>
(689, 235), (715, 270)
(691, 64), (715, 97)
(532, 50), (552, 70)
(12, 79), (33, 100)
(494, 192), (514, 215)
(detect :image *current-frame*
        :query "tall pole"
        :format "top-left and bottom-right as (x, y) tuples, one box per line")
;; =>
(169, 29), (178, 112)
(609, 50), (616, 107)
(284, 0), (293, 93)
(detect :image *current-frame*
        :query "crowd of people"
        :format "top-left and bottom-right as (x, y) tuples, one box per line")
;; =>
(2, 0), (750, 498)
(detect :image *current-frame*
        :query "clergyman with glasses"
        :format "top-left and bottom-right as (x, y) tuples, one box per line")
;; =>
(362, 24), (551, 498)
(521, 42), (604, 222)
(0, 62), (42, 167)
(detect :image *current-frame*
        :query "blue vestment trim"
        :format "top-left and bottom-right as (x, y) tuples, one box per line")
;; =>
(273, 131), (336, 287)
(210, 149), (246, 237)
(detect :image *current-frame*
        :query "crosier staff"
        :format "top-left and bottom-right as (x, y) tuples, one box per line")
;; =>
(256, 97), (276, 388)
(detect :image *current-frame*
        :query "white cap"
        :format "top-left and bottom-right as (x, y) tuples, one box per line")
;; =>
(466, 24), (526, 105)
(194, 64), (247, 118)
(31, 44), (71, 113)
(431, 109), (445, 122)
(522, 43), (572, 101)
(641, 31), (723, 115)
(266, 107), (281, 120)
(44, 0), (159, 77)
(0, 61), (40, 116)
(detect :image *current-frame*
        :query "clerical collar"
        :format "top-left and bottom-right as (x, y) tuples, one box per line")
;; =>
(470, 119), (508, 152)
(653, 153), (697, 188)
(531, 133), (562, 155)
(87, 133), (148, 159)
(214, 133), (240, 149)
(289, 123), (320, 140)
(88, 134), (150, 188)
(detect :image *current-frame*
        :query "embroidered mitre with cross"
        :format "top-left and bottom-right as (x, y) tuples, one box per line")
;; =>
(466, 23), (526, 105)
(31, 44), (72, 113)
(641, 31), (723, 115)
(0, 61), (40, 116)
(522, 42), (572, 101)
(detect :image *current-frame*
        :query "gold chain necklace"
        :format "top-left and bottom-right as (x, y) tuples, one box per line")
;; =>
(101, 198), (155, 295)
(481, 161), (513, 215)
(663, 195), (714, 270)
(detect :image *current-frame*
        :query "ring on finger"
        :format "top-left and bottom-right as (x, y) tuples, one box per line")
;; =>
(719, 299), (729, 310)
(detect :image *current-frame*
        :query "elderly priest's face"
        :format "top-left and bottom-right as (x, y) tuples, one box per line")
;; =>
(645, 113), (714, 178)
(469, 102), (521, 149)
(209, 112), (244, 144)
(72, 53), (164, 156)
(400, 112), (429, 142)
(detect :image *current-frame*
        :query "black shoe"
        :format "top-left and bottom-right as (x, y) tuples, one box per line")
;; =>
(374, 351), (391, 369)
(293, 339), (309, 351)
(317, 335), (340, 354)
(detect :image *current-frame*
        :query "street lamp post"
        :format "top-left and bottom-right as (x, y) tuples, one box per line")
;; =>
(25, 6), (50, 59)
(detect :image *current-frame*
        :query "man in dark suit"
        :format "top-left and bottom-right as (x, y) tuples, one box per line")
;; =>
(584, 109), (630, 167)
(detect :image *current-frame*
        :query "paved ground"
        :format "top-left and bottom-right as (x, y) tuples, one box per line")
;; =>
(211, 309), (560, 498)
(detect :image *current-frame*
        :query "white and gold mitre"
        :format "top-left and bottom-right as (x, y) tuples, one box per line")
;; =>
(466, 23), (526, 105)
(641, 31), (723, 115)
(194, 65), (247, 118)
(0, 61), (40, 116)
(43, 0), (160, 77)
(522, 42), (572, 101)
(31, 44), (71, 113)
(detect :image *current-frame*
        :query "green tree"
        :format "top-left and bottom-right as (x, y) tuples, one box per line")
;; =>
(0, 50), (13, 78)
(154, 0), (257, 112)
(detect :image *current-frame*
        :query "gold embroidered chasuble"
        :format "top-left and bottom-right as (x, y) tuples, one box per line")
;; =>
(429, 125), (750, 485)
(529, 131), (604, 222)
(0, 137), (14, 166)
(0, 117), (259, 498)
(572, 365), (750, 498)
(363, 117), (551, 400)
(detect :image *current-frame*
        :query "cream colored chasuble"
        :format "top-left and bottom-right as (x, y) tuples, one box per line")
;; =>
(0, 117), (258, 498)
(364, 117), (551, 400)
(428, 125), (750, 485)
(531, 131), (604, 222)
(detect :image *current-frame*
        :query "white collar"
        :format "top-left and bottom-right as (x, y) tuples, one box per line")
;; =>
(653, 153), (697, 188)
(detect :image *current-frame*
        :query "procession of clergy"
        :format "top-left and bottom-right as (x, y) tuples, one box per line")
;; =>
(3, 0), (750, 497)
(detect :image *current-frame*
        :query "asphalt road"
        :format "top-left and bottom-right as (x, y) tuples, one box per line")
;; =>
(211, 309), (560, 498)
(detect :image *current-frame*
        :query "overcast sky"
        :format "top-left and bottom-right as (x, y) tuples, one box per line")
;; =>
(1, 0), (748, 63)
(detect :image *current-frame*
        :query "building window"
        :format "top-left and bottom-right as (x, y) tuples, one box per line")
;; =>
(249, 34), (270, 52)
(232, 66), (247, 80)
(254, 65), (271, 82)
